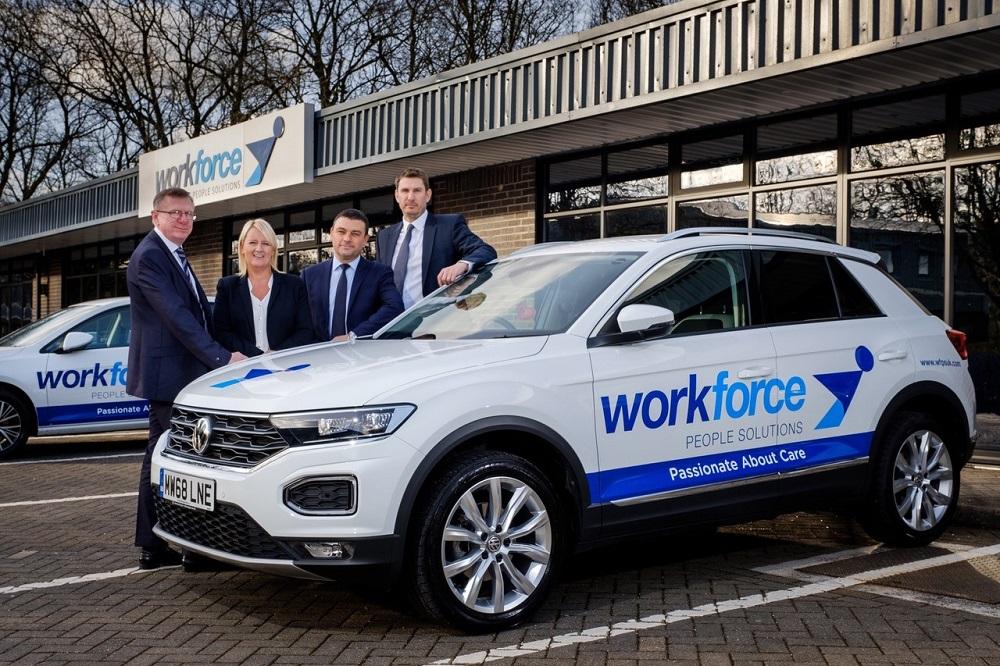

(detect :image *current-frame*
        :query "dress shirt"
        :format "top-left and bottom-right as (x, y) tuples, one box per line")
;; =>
(328, 255), (361, 335)
(390, 210), (427, 309)
(247, 273), (273, 352)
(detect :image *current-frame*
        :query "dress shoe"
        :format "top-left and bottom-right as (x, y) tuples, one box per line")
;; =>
(181, 551), (233, 572)
(138, 548), (182, 570)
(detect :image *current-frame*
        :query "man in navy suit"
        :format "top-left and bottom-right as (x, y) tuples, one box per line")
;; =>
(376, 167), (496, 309)
(126, 187), (246, 570)
(303, 208), (403, 340)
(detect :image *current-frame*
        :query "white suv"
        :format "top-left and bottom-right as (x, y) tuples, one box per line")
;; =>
(151, 228), (976, 631)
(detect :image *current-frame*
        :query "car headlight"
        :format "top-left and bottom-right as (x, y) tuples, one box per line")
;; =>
(270, 404), (416, 445)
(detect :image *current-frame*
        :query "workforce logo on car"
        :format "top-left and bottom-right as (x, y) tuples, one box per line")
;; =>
(814, 346), (874, 429)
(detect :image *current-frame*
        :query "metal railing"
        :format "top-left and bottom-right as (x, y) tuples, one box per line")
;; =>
(0, 170), (137, 245)
(315, 0), (997, 172)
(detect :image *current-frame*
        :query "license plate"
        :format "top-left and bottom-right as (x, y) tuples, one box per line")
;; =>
(159, 468), (215, 512)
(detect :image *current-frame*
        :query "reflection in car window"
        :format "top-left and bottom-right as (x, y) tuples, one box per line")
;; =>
(378, 252), (641, 340)
(830, 258), (882, 318)
(618, 250), (750, 335)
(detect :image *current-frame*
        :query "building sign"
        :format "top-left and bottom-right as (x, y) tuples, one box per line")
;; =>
(138, 103), (313, 209)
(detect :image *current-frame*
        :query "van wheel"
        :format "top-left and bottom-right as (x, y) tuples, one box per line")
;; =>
(408, 451), (562, 632)
(0, 390), (31, 460)
(860, 412), (959, 546)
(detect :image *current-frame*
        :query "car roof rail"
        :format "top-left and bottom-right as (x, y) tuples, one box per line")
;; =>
(657, 226), (837, 244)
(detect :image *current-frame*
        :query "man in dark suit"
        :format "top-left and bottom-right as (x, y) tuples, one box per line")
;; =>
(376, 167), (496, 309)
(303, 208), (403, 340)
(126, 187), (246, 570)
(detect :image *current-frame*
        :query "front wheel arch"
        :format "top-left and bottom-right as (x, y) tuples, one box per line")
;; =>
(393, 417), (594, 556)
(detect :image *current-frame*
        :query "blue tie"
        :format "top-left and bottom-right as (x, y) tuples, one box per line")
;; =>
(175, 247), (206, 327)
(331, 263), (349, 338)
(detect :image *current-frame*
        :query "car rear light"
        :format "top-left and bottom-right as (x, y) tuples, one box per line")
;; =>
(946, 329), (968, 360)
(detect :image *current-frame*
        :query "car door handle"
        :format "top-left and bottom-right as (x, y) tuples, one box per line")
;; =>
(737, 366), (773, 379)
(877, 350), (908, 361)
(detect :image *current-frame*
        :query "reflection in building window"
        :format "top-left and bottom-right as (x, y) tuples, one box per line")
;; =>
(877, 249), (895, 273)
(753, 184), (836, 240)
(676, 195), (749, 230)
(756, 113), (837, 184)
(546, 155), (602, 213)
(849, 171), (944, 316)
(680, 135), (743, 189)
(918, 254), (929, 276)
(605, 206), (667, 237)
(954, 160), (1000, 351)
(544, 214), (600, 242)
(756, 150), (837, 184)
(851, 135), (945, 171)
(606, 177), (668, 204)
(959, 88), (1000, 151)
(851, 95), (945, 171)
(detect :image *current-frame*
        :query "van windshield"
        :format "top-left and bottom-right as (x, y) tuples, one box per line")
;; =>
(377, 252), (640, 340)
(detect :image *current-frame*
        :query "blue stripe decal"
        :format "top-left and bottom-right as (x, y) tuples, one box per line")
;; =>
(588, 431), (873, 504)
(37, 400), (149, 427)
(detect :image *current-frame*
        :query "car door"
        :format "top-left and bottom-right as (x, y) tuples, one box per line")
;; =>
(38, 305), (147, 429)
(588, 248), (781, 535)
(757, 250), (915, 500)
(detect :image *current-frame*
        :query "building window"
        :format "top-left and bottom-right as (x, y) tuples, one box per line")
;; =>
(959, 88), (1000, 151)
(756, 114), (838, 184)
(849, 171), (945, 316)
(851, 95), (946, 171)
(63, 238), (139, 308)
(676, 195), (749, 230)
(680, 134), (743, 189)
(754, 184), (837, 241)
(224, 190), (398, 276)
(542, 142), (669, 241)
(0, 257), (36, 336)
(954, 160), (1000, 352)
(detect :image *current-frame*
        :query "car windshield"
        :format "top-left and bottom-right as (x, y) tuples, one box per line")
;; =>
(377, 251), (641, 340)
(0, 304), (103, 348)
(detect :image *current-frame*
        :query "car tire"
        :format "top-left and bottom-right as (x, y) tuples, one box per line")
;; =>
(859, 411), (960, 546)
(0, 389), (32, 460)
(407, 450), (564, 632)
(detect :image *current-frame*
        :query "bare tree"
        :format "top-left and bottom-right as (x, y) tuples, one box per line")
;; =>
(0, 0), (91, 202)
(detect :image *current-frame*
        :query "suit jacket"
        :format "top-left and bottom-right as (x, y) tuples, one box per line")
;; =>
(126, 231), (231, 402)
(213, 272), (316, 357)
(302, 257), (403, 340)
(375, 213), (497, 298)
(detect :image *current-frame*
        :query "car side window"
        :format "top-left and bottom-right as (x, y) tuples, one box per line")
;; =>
(620, 250), (750, 335)
(758, 250), (838, 324)
(43, 306), (131, 352)
(830, 258), (882, 318)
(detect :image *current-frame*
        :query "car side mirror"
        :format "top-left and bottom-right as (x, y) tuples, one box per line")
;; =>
(617, 304), (675, 333)
(59, 331), (94, 353)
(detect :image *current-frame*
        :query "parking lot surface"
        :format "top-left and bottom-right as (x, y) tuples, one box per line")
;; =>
(1, 438), (999, 665)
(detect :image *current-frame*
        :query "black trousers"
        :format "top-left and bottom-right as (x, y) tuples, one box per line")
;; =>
(134, 400), (172, 550)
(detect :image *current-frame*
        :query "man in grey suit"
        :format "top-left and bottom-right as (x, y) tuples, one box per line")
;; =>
(376, 167), (496, 309)
(126, 187), (246, 569)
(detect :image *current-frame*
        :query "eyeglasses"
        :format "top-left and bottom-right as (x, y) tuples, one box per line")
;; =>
(154, 209), (197, 221)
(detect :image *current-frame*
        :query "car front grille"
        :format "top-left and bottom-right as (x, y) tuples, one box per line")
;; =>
(167, 406), (288, 467)
(154, 495), (291, 559)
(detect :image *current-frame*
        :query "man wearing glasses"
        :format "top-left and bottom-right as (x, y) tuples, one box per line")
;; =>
(126, 187), (246, 570)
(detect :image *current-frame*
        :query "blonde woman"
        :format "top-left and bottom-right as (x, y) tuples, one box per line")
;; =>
(213, 218), (315, 356)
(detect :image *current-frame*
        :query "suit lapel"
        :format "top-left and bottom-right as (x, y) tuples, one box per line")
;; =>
(422, 214), (438, 291)
(383, 224), (402, 265)
(314, 261), (333, 338)
(349, 258), (370, 316)
(239, 275), (255, 337)
(265, 273), (280, 340)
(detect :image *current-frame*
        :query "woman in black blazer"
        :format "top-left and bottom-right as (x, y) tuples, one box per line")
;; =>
(213, 218), (316, 356)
